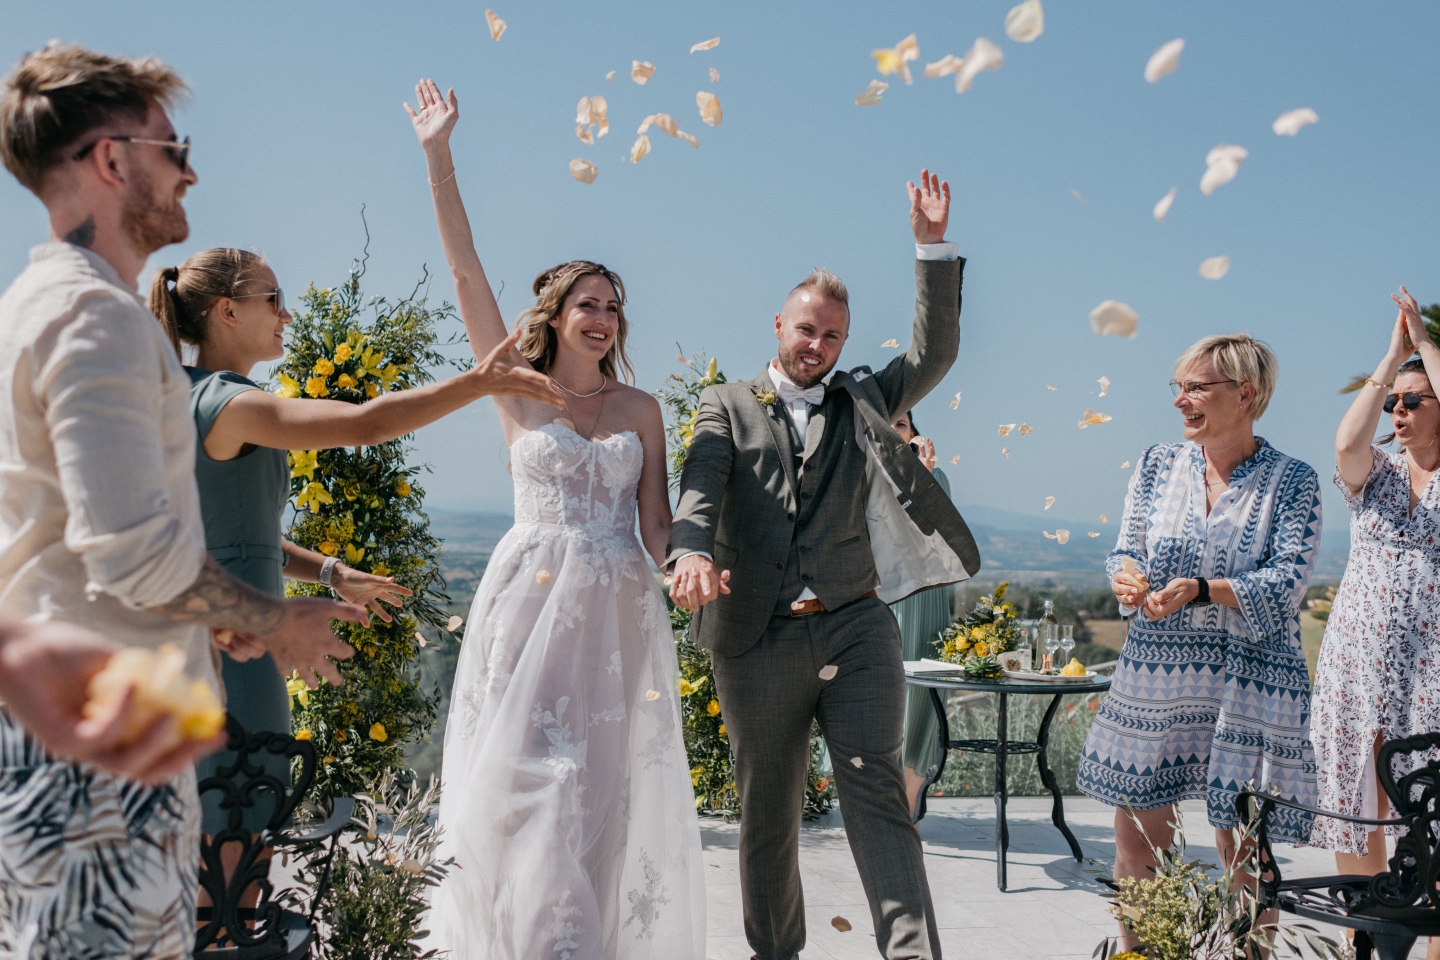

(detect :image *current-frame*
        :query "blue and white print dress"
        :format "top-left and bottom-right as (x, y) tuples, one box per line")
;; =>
(1076, 439), (1322, 842)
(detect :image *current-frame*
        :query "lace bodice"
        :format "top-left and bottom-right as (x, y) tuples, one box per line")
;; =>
(510, 422), (643, 540)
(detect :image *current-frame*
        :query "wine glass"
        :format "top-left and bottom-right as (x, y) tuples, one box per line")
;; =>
(1043, 624), (1060, 672)
(1060, 624), (1076, 666)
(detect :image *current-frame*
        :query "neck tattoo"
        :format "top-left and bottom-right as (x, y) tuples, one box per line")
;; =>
(63, 215), (96, 249)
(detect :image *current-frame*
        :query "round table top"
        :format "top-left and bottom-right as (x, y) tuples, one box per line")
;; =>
(904, 671), (1112, 695)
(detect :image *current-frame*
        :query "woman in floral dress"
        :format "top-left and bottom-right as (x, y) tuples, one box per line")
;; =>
(1311, 288), (1440, 952)
(1076, 334), (1322, 949)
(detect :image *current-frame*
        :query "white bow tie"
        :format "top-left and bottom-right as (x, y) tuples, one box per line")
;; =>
(774, 379), (825, 408)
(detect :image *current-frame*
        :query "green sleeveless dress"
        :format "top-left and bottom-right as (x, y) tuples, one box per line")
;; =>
(187, 368), (293, 834)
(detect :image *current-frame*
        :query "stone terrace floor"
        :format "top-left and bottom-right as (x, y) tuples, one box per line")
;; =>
(701, 796), (1421, 960)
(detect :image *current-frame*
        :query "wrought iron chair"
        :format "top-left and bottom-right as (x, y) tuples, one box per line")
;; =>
(1238, 733), (1440, 960)
(195, 716), (354, 959)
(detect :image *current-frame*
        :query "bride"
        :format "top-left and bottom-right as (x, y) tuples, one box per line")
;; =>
(406, 80), (706, 958)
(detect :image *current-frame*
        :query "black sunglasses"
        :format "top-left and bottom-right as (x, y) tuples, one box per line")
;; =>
(72, 134), (191, 172)
(1383, 392), (1438, 413)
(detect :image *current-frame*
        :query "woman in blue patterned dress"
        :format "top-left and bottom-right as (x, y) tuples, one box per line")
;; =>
(1076, 334), (1322, 938)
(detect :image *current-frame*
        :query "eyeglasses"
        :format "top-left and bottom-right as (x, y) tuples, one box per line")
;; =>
(231, 287), (286, 314)
(72, 134), (191, 171)
(1383, 392), (1437, 413)
(1170, 379), (1239, 398)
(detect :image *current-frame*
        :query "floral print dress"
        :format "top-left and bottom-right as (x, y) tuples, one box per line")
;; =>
(1310, 446), (1440, 855)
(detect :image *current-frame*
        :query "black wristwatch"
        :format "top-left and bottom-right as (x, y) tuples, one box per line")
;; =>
(1188, 577), (1211, 606)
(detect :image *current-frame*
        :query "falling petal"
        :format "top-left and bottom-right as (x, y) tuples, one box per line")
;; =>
(677, 130), (699, 148)
(1005, 0), (1045, 42)
(949, 392), (961, 409)
(881, 338), (900, 348)
(955, 37), (1004, 92)
(1018, 423), (1033, 437)
(950, 454), (962, 464)
(1078, 408), (1113, 429)
(833, 916), (854, 932)
(849, 756), (864, 769)
(1097, 376), (1110, 397)
(856, 79), (889, 106)
(632, 60), (655, 84)
(1206, 144), (1249, 167)
(1201, 145), (1248, 195)
(606, 70), (615, 81)
(485, 9), (507, 41)
(1042, 530), (1057, 539)
(1089, 300), (1139, 338)
(1273, 107), (1318, 136)
(1153, 187), (1177, 222)
(415, 630), (427, 648)
(872, 34), (920, 85)
(1199, 255), (1230, 280)
(710, 67), (720, 82)
(923, 54), (965, 78)
(1044, 496), (1055, 510)
(998, 423), (1016, 437)
(1144, 38), (1184, 83)
(1121, 460), (1131, 468)
(1071, 189), (1088, 205)
(818, 665), (838, 681)
(697, 91), (723, 126)
(645, 689), (661, 701)
(630, 134), (652, 164)
(1001, 447), (1010, 457)
(1055, 529), (1071, 544)
(447, 615), (464, 631)
(690, 37), (720, 53)
(576, 126), (593, 145)
(535, 569), (552, 584)
(1087, 531), (1100, 537)
(1101, 513), (1109, 522)
(1046, 385), (1058, 391)
(575, 96), (609, 142)
(568, 159), (597, 183)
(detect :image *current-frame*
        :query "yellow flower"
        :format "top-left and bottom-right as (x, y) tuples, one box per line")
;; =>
(322, 755), (336, 765)
(690, 766), (703, 786)
(970, 627), (986, 640)
(334, 729), (346, 742)
(705, 357), (718, 380)
(289, 449), (318, 481)
(678, 678), (696, 696)
(285, 675), (310, 707)
(318, 540), (339, 557)
(755, 391), (777, 407)
(346, 329), (365, 348)
(345, 543), (365, 565)
(365, 382), (379, 398)
(369, 723), (388, 742)
(295, 481), (333, 512)
(274, 372), (302, 398)
(973, 642), (990, 657)
(304, 376), (328, 398)
(357, 345), (385, 378)
(379, 363), (403, 390)
(706, 699), (721, 716)
(293, 729), (312, 740)
(337, 373), (357, 389)
(334, 343), (352, 364)
(371, 563), (390, 577)
(718, 724), (727, 738)
(396, 479), (412, 497)
(312, 357), (335, 376)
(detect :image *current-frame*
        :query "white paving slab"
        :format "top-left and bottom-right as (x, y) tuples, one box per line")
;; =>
(701, 796), (1426, 960)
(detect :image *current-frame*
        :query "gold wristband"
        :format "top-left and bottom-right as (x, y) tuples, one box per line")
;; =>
(1366, 378), (1394, 390)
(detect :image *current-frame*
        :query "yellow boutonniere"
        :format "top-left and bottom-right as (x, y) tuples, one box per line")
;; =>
(755, 390), (777, 407)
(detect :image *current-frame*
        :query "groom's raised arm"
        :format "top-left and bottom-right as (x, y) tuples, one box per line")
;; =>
(872, 169), (965, 418)
(667, 386), (734, 568)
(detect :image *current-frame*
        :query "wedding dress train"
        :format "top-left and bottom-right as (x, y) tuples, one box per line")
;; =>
(429, 422), (705, 959)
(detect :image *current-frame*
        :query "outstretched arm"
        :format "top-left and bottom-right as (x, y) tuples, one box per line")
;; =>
(1336, 307), (1412, 494)
(405, 79), (510, 363)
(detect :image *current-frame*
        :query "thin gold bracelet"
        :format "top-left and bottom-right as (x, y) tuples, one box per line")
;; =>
(429, 169), (456, 188)
(1366, 378), (1394, 390)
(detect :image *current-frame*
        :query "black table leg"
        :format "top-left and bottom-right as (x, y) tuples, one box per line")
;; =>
(912, 688), (952, 824)
(995, 691), (1009, 891)
(1035, 692), (1084, 862)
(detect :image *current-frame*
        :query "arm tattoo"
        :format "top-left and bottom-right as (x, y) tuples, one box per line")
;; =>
(158, 555), (286, 634)
(62, 216), (96, 249)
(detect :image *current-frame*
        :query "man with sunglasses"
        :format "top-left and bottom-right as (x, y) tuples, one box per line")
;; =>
(0, 43), (365, 958)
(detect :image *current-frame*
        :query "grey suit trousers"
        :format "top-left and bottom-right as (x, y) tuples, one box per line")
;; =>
(711, 598), (942, 960)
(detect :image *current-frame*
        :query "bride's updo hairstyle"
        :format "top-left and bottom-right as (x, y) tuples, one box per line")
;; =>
(516, 260), (635, 384)
(148, 247), (267, 354)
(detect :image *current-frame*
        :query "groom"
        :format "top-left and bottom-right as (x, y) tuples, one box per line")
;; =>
(668, 169), (980, 960)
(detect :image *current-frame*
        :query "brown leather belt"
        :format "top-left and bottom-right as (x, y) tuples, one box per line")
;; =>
(789, 589), (878, 616)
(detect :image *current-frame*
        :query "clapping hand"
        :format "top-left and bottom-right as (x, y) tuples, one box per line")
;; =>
(404, 78), (459, 152)
(907, 169), (951, 245)
(1393, 286), (1432, 353)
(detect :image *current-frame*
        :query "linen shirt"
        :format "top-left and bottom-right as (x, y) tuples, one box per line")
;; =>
(0, 243), (214, 689)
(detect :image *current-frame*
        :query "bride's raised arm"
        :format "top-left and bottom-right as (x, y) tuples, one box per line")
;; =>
(405, 79), (510, 363)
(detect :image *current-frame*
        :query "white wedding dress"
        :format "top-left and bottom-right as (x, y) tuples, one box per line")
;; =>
(429, 422), (706, 960)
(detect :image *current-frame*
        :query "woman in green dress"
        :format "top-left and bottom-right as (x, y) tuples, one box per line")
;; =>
(148, 248), (561, 848)
(890, 411), (954, 818)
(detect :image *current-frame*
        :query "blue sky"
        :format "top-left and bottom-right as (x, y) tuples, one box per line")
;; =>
(4, 1), (1438, 545)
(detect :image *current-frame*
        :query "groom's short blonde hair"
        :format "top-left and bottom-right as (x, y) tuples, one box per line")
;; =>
(788, 268), (849, 312)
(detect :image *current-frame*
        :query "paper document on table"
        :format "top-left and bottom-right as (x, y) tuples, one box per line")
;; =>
(904, 658), (961, 675)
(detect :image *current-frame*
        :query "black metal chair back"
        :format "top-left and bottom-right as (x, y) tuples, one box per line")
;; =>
(1368, 732), (1440, 913)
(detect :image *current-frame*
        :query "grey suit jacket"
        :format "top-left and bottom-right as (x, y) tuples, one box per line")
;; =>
(670, 258), (981, 657)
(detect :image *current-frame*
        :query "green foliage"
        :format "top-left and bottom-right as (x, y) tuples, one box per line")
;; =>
(282, 773), (454, 960)
(1340, 301), (1440, 393)
(658, 351), (726, 488)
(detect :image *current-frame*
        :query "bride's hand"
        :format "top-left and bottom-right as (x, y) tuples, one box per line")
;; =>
(404, 78), (459, 153)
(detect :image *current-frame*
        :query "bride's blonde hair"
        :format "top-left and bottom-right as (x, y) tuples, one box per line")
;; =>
(516, 260), (634, 383)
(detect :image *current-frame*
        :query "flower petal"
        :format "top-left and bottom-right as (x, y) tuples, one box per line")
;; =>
(485, 9), (506, 41)
(631, 60), (655, 85)
(881, 338), (900, 348)
(1273, 107), (1318, 136)
(1044, 496), (1055, 510)
(1198, 255), (1230, 280)
(630, 134), (652, 164)
(924, 54), (965, 78)
(955, 37), (1004, 92)
(690, 37), (720, 53)
(949, 392), (961, 409)
(998, 423), (1016, 437)
(856, 79), (888, 106)
(697, 91), (723, 126)
(1005, 0), (1044, 42)
(1089, 300), (1138, 338)
(1153, 186), (1176, 222)
(818, 664), (839, 681)
(1144, 38), (1184, 83)
(710, 67), (719, 82)
(569, 159), (598, 184)
(1097, 376), (1111, 397)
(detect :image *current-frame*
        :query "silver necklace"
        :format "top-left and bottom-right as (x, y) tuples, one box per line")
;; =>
(550, 373), (607, 398)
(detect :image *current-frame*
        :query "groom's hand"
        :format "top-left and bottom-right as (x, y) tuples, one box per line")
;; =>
(907, 168), (950, 244)
(668, 554), (731, 611)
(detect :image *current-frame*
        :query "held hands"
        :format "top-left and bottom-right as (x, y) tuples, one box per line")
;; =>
(1141, 578), (1199, 621)
(258, 598), (365, 689)
(667, 554), (731, 611)
(404, 78), (459, 153)
(332, 565), (413, 624)
(470, 329), (567, 407)
(906, 169), (951, 245)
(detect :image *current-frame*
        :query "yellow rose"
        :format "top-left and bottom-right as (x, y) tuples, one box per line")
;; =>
(369, 723), (388, 742)
(718, 724), (727, 738)
(973, 642), (989, 657)
(396, 480), (412, 497)
(970, 627), (986, 640)
(337, 373), (357, 389)
(274, 372), (302, 398)
(319, 540), (339, 557)
(706, 699), (721, 717)
(334, 343), (352, 363)
(289, 449), (318, 481)
(312, 358), (335, 376)
(294, 729), (312, 740)
(304, 376), (328, 398)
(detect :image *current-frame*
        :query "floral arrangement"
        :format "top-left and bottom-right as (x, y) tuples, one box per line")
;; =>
(936, 582), (1020, 679)
(661, 354), (835, 818)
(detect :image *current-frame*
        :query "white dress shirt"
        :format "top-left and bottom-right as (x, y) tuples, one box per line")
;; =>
(0, 244), (215, 691)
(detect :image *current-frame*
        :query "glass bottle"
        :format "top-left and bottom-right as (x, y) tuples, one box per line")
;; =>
(1042, 600), (1059, 672)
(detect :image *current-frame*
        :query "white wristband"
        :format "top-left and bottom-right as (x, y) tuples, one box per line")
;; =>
(319, 556), (339, 588)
